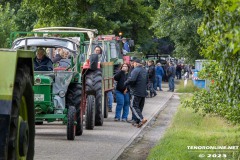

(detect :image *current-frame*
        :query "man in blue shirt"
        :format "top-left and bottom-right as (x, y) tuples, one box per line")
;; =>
(122, 37), (130, 54)
(155, 63), (164, 91)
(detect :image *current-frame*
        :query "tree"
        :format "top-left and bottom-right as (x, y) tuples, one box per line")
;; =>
(0, 3), (17, 48)
(151, 0), (203, 63)
(183, 0), (240, 123)
(24, 0), (154, 52)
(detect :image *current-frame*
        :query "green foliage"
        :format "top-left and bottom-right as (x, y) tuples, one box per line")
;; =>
(151, 0), (203, 63)
(182, 0), (240, 123)
(0, 3), (17, 48)
(15, 3), (37, 31)
(176, 80), (199, 93)
(23, 0), (155, 52)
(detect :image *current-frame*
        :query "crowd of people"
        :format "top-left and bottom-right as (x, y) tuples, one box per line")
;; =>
(111, 58), (193, 128)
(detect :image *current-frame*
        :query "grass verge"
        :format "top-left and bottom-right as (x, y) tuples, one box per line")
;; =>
(147, 94), (240, 160)
(176, 80), (199, 93)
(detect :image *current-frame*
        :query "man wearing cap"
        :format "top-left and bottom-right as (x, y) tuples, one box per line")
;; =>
(122, 37), (130, 54)
(34, 47), (53, 71)
(124, 58), (148, 128)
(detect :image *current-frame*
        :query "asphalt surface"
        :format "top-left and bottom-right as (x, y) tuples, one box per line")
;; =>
(118, 94), (180, 160)
(34, 86), (173, 160)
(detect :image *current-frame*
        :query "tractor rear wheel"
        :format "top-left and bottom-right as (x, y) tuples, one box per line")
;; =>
(67, 106), (76, 140)
(8, 64), (35, 159)
(85, 70), (103, 126)
(66, 83), (82, 136)
(85, 95), (95, 130)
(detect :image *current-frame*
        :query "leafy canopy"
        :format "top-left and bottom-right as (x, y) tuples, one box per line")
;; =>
(151, 0), (203, 63)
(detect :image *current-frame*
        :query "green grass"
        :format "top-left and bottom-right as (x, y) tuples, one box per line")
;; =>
(176, 80), (199, 93)
(147, 96), (240, 160)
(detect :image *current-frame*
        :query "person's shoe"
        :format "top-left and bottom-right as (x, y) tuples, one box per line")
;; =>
(167, 90), (172, 92)
(127, 119), (135, 123)
(122, 119), (127, 122)
(160, 89), (163, 91)
(108, 108), (112, 112)
(132, 122), (138, 127)
(137, 118), (147, 128)
(114, 118), (120, 121)
(152, 94), (157, 97)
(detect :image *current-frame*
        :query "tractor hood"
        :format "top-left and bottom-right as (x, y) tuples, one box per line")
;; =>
(34, 73), (53, 85)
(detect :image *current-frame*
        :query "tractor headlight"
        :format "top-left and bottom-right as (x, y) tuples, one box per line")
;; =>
(35, 77), (41, 84)
(59, 90), (65, 98)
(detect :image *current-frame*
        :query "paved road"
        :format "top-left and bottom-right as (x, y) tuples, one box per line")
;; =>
(34, 88), (173, 160)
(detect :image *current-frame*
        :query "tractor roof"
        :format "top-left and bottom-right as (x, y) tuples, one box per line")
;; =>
(12, 37), (79, 53)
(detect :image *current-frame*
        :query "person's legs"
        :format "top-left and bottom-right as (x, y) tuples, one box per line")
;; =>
(122, 92), (130, 121)
(172, 77), (175, 91)
(169, 76), (174, 91)
(115, 90), (124, 120)
(107, 91), (113, 112)
(154, 76), (158, 90)
(158, 75), (163, 91)
(149, 82), (157, 97)
(168, 76), (171, 91)
(130, 95), (143, 124)
(137, 97), (147, 127)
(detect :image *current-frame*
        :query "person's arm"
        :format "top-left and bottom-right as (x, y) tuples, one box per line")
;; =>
(114, 70), (124, 81)
(47, 60), (53, 71)
(124, 69), (138, 86)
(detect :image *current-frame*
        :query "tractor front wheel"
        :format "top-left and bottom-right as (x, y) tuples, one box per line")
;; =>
(67, 106), (76, 140)
(66, 83), (82, 136)
(85, 95), (95, 130)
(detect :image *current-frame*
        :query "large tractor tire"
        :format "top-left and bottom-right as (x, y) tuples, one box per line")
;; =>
(85, 95), (95, 130)
(67, 106), (76, 140)
(8, 64), (35, 159)
(66, 83), (83, 136)
(85, 70), (103, 126)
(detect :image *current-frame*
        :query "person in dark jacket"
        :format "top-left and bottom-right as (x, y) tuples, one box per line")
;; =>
(124, 59), (148, 128)
(34, 48), (53, 71)
(147, 60), (157, 97)
(176, 63), (182, 79)
(114, 63), (130, 121)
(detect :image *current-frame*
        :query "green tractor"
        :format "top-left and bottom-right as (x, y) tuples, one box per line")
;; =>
(0, 49), (35, 159)
(11, 27), (108, 140)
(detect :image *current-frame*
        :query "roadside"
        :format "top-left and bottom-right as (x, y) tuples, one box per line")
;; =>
(117, 93), (180, 160)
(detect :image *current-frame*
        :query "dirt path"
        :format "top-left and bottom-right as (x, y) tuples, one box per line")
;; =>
(117, 94), (180, 160)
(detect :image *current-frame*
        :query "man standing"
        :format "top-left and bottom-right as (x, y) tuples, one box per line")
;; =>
(147, 60), (157, 97)
(167, 62), (176, 92)
(124, 59), (148, 128)
(155, 63), (164, 91)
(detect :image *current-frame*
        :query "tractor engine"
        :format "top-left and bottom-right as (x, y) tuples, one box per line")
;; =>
(33, 74), (54, 114)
